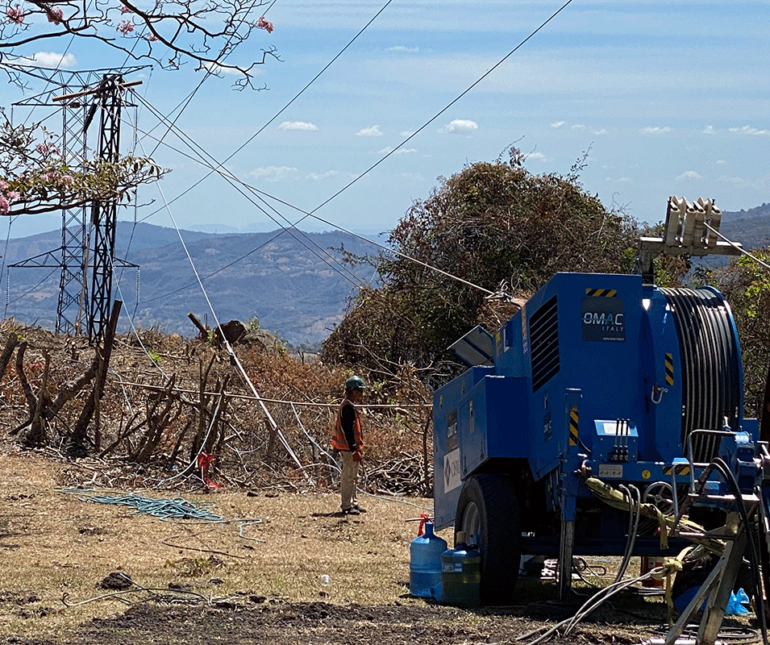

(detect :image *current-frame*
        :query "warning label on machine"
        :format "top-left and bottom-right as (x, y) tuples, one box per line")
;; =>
(581, 296), (625, 342)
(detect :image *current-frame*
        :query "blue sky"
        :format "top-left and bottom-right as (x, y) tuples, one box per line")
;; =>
(4, 0), (770, 240)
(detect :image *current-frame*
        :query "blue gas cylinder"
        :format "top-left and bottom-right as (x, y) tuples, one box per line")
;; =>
(409, 521), (448, 598)
(440, 532), (481, 608)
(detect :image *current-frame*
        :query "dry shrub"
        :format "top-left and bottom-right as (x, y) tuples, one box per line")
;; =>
(0, 320), (434, 497)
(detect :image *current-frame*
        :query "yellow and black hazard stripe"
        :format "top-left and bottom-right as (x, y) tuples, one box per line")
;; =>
(665, 353), (674, 386)
(569, 406), (579, 447)
(663, 464), (690, 476)
(585, 288), (617, 298)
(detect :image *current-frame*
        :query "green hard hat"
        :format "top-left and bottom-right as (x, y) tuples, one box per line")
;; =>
(345, 375), (366, 391)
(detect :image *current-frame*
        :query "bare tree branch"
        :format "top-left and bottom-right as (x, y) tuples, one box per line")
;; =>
(0, 0), (279, 89)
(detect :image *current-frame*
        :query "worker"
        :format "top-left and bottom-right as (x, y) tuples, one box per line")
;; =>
(332, 375), (366, 515)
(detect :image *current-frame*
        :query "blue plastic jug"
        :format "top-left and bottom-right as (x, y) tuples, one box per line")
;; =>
(440, 532), (481, 608)
(409, 521), (447, 598)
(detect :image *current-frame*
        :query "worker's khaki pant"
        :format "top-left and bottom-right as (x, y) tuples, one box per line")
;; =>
(339, 450), (359, 511)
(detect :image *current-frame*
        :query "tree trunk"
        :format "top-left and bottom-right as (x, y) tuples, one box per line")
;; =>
(70, 300), (122, 454)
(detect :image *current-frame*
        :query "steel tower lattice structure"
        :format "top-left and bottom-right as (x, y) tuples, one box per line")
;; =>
(7, 64), (143, 341)
(87, 75), (123, 344)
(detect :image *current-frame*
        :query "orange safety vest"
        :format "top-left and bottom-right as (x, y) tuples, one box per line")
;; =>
(332, 399), (363, 451)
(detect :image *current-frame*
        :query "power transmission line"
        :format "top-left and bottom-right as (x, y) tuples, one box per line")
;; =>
(125, 103), (366, 294)
(135, 0), (396, 225)
(127, 0), (576, 303)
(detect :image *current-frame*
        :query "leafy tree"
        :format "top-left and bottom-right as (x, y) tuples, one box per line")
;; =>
(0, 114), (163, 216)
(712, 251), (770, 420)
(322, 148), (641, 380)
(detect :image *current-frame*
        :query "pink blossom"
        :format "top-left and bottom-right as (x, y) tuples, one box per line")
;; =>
(120, 4), (131, 13)
(61, 174), (75, 184)
(146, 32), (158, 42)
(117, 19), (134, 35)
(256, 16), (273, 33)
(6, 191), (19, 203)
(46, 6), (63, 24)
(0, 180), (7, 192)
(6, 4), (24, 24)
(35, 142), (61, 156)
(0, 195), (9, 215)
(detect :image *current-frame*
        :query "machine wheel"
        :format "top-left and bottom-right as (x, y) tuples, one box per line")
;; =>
(455, 474), (521, 603)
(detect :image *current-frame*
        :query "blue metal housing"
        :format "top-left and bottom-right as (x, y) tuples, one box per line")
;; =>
(433, 272), (754, 551)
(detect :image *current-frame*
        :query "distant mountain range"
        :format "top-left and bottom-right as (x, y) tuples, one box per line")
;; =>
(1, 222), (379, 347)
(720, 203), (770, 248)
(0, 204), (766, 345)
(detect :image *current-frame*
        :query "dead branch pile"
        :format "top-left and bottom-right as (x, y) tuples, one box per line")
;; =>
(363, 453), (433, 498)
(0, 316), (434, 498)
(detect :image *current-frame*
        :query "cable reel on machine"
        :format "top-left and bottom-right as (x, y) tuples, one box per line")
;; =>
(660, 287), (742, 464)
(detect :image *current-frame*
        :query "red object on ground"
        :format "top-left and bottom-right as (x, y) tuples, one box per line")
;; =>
(197, 451), (223, 488)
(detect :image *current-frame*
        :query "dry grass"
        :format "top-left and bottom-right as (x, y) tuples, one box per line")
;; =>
(0, 442), (444, 641)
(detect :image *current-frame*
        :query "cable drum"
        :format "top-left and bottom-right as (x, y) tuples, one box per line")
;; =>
(660, 287), (742, 463)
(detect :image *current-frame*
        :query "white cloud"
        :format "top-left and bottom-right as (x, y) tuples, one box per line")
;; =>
(306, 170), (339, 181)
(718, 175), (748, 187)
(618, 177), (630, 183)
(388, 45), (419, 53)
(728, 125), (769, 136)
(571, 124), (586, 131)
(18, 52), (77, 68)
(550, 121), (566, 129)
(440, 119), (478, 134)
(377, 146), (417, 155)
(398, 172), (425, 182)
(356, 125), (384, 137)
(716, 159), (727, 165)
(278, 121), (318, 131)
(703, 125), (715, 135)
(641, 126), (672, 135)
(524, 151), (548, 162)
(248, 166), (299, 182)
(593, 128), (607, 135)
(676, 170), (703, 181)
(400, 130), (415, 137)
(202, 62), (244, 76)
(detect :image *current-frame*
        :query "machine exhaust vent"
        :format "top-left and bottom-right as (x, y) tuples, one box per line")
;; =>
(530, 296), (559, 392)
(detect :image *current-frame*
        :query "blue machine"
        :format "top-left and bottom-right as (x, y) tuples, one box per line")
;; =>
(433, 270), (766, 603)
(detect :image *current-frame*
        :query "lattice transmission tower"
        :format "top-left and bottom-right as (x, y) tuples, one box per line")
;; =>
(8, 65), (144, 343)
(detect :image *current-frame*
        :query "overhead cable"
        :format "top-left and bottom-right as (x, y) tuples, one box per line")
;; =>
(119, 0), (274, 266)
(123, 105), (366, 297)
(127, 0), (579, 300)
(131, 129), (309, 479)
(136, 0), (396, 222)
(703, 223), (770, 272)
(127, 97), (495, 298)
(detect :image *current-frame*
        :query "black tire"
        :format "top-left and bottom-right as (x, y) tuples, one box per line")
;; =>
(455, 473), (521, 603)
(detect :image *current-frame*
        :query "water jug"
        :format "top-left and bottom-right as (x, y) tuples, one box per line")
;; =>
(440, 531), (481, 608)
(409, 521), (447, 598)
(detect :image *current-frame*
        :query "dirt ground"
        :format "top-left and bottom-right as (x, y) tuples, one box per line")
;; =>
(0, 443), (752, 645)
